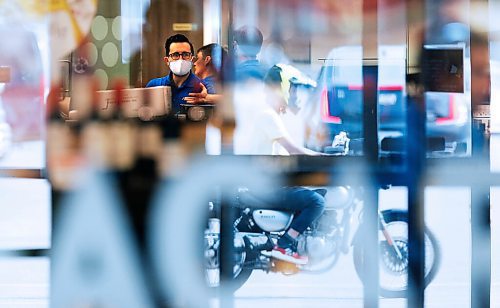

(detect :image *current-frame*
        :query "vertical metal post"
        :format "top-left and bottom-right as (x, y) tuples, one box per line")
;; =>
(220, 3), (236, 304)
(225, 0), (235, 84)
(220, 189), (236, 308)
(470, 7), (491, 305)
(406, 93), (426, 308)
(220, 0), (236, 155)
(220, 3), (236, 303)
(471, 120), (491, 308)
(471, 182), (491, 308)
(362, 0), (379, 304)
(361, 183), (380, 307)
(406, 182), (425, 308)
(405, 0), (426, 305)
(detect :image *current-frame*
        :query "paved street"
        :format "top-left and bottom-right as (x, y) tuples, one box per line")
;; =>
(1, 181), (500, 307)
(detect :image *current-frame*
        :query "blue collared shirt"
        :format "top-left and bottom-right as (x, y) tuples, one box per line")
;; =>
(146, 72), (203, 112)
(201, 76), (217, 94)
(235, 59), (266, 82)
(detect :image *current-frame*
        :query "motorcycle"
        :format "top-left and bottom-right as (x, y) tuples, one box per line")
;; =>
(204, 185), (441, 298)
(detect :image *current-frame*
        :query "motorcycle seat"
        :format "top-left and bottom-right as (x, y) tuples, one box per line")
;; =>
(238, 187), (328, 209)
(237, 189), (282, 208)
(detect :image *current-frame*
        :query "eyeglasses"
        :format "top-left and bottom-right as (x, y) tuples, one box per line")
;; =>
(168, 52), (193, 60)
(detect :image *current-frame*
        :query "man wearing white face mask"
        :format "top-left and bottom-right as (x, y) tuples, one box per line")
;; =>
(146, 34), (205, 113)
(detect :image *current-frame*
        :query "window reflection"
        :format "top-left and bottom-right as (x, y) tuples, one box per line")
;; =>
(0, 0), (498, 307)
(0, 23), (45, 168)
(230, 1), (364, 156)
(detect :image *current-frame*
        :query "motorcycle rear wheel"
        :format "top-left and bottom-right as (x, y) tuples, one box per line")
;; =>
(205, 232), (253, 292)
(352, 210), (441, 298)
(205, 267), (253, 293)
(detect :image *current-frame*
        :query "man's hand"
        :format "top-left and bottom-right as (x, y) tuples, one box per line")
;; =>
(183, 82), (208, 104)
(183, 92), (207, 104)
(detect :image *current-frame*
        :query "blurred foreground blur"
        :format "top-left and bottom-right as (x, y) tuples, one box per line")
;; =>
(1, 0), (500, 307)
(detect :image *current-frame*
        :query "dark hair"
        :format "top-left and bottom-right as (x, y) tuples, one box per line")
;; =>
(164, 34), (194, 56)
(197, 43), (227, 69)
(233, 26), (263, 58)
(264, 65), (282, 86)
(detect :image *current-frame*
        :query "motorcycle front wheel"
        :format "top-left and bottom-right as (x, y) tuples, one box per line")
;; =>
(352, 210), (441, 298)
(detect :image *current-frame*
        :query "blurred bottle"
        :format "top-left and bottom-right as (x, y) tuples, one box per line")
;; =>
(107, 81), (137, 170)
(46, 84), (80, 190)
(81, 78), (109, 169)
(119, 90), (162, 235)
(65, 75), (91, 154)
(158, 115), (185, 178)
(137, 88), (163, 170)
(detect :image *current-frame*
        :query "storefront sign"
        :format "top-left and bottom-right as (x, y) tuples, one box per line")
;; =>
(173, 23), (197, 31)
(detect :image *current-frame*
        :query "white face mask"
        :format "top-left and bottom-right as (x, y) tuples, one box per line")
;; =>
(169, 59), (192, 76)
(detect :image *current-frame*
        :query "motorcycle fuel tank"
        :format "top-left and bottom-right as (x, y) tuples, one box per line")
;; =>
(325, 186), (354, 209)
(252, 210), (293, 232)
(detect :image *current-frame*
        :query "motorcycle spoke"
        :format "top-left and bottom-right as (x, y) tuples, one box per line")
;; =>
(378, 221), (437, 293)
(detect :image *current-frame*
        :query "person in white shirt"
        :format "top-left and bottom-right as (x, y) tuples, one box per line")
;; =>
(233, 61), (326, 264)
(233, 64), (321, 156)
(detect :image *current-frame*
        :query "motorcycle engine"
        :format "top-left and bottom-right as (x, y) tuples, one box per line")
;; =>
(297, 232), (337, 261)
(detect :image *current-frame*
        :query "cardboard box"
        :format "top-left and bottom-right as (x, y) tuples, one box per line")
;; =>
(97, 86), (172, 118)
